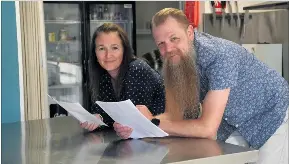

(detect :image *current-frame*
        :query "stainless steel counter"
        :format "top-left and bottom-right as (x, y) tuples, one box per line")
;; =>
(2, 117), (258, 164)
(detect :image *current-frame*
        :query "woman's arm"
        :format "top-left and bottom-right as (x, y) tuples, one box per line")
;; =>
(124, 59), (166, 114)
(148, 76), (166, 116)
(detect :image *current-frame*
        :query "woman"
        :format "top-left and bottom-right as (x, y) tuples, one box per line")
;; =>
(80, 23), (165, 131)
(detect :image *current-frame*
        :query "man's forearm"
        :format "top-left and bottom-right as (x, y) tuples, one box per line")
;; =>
(153, 112), (216, 139)
(159, 118), (217, 140)
(154, 112), (172, 120)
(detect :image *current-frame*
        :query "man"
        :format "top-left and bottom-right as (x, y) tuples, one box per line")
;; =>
(114, 8), (289, 164)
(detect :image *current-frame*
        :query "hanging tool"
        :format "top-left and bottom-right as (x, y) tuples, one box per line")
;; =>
(210, 1), (217, 27)
(241, 10), (250, 39)
(221, 1), (226, 31)
(227, 1), (234, 26)
(235, 1), (241, 28)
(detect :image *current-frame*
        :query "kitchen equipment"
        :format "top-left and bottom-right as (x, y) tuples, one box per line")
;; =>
(210, 1), (216, 27)
(221, 1), (226, 31)
(227, 1), (234, 26)
(242, 10), (250, 39)
(44, 2), (137, 112)
(235, 1), (241, 28)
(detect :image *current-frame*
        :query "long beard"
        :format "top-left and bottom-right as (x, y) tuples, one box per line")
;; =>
(162, 45), (199, 120)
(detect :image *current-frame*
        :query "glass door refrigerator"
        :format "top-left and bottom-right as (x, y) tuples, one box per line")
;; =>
(43, 2), (136, 117)
(87, 2), (136, 51)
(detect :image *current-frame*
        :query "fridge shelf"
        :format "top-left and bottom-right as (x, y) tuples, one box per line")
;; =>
(48, 83), (82, 89)
(47, 40), (78, 44)
(45, 20), (81, 24)
(90, 20), (130, 24)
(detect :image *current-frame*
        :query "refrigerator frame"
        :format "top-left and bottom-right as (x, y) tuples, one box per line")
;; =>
(43, 1), (137, 112)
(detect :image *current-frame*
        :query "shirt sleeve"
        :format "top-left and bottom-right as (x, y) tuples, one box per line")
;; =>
(90, 74), (117, 128)
(205, 46), (240, 90)
(124, 60), (166, 116)
(149, 78), (166, 116)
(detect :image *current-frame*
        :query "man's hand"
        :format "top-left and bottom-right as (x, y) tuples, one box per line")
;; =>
(80, 114), (102, 131)
(113, 122), (133, 139)
(136, 105), (153, 120)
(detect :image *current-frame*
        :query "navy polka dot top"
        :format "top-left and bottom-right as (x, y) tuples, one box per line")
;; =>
(91, 58), (165, 127)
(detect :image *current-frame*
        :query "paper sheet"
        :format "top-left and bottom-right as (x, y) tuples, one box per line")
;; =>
(48, 95), (107, 126)
(95, 99), (168, 138)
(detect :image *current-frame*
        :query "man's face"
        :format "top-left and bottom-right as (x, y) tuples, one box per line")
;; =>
(152, 17), (194, 65)
(152, 17), (199, 119)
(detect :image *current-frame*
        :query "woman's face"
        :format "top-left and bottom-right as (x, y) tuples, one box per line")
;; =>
(95, 32), (124, 77)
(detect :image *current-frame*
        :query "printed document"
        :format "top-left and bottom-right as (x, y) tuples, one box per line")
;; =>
(96, 99), (168, 138)
(48, 95), (107, 126)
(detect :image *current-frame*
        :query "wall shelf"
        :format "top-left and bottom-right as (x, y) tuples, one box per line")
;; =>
(90, 20), (130, 24)
(208, 13), (253, 21)
(243, 1), (289, 10)
(136, 29), (151, 35)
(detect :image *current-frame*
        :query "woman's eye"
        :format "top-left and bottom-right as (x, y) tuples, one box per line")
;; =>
(98, 47), (104, 51)
(112, 47), (119, 50)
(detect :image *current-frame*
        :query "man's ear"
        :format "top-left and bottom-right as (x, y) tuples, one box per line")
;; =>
(187, 24), (194, 40)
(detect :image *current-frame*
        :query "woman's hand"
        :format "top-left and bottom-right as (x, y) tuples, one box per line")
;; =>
(80, 114), (102, 131)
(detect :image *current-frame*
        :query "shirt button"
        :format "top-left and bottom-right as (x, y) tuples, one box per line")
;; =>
(224, 118), (228, 121)
(235, 124), (239, 128)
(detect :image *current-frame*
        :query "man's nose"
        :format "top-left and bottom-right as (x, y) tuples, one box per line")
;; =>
(164, 43), (174, 54)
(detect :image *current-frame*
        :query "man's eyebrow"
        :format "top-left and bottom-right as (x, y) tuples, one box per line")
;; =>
(169, 34), (176, 37)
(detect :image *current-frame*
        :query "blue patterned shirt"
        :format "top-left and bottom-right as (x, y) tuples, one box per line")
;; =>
(194, 31), (289, 149)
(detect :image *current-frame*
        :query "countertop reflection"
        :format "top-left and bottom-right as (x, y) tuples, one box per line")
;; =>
(2, 117), (258, 164)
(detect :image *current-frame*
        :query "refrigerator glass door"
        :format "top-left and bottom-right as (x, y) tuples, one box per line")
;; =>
(44, 3), (83, 111)
(89, 4), (133, 44)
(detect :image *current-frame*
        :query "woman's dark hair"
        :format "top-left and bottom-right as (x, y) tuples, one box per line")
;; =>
(89, 23), (136, 102)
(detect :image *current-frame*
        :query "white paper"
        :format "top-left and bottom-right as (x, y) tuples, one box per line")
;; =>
(95, 99), (168, 138)
(48, 95), (107, 126)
